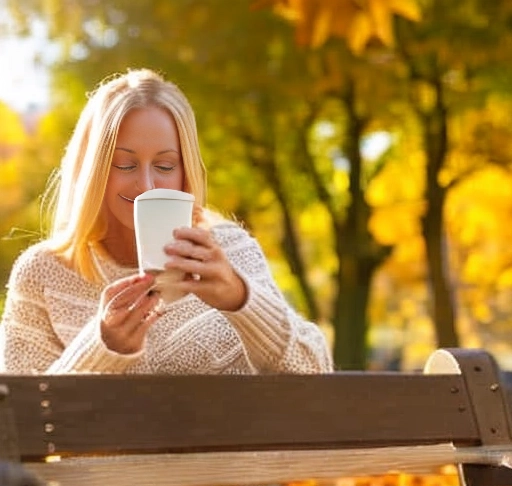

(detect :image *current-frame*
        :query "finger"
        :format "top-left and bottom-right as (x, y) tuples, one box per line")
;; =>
(165, 239), (214, 263)
(107, 275), (155, 311)
(101, 290), (162, 353)
(126, 294), (164, 334)
(134, 307), (162, 337)
(107, 282), (159, 323)
(102, 273), (144, 302)
(102, 284), (155, 325)
(127, 284), (158, 312)
(163, 251), (224, 279)
(192, 204), (206, 227)
(172, 227), (214, 248)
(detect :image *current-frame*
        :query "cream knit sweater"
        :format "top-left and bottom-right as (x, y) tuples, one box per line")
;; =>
(1, 222), (333, 375)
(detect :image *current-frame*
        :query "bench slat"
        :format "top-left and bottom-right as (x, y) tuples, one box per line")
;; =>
(0, 373), (480, 458)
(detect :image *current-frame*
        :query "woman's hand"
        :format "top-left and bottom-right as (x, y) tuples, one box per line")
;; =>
(164, 227), (247, 311)
(99, 273), (163, 354)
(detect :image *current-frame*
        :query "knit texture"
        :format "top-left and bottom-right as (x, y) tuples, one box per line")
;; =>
(1, 222), (333, 375)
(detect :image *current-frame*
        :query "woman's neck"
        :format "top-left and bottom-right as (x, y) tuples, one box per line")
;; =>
(100, 231), (138, 267)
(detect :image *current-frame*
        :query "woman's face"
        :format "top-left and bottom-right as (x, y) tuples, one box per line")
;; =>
(104, 106), (185, 234)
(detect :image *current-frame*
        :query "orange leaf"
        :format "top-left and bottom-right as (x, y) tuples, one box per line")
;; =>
(390, 0), (421, 22)
(369, 0), (395, 47)
(347, 11), (373, 54)
(311, 4), (333, 48)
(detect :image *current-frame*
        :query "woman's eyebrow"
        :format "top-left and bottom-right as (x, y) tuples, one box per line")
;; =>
(114, 147), (180, 155)
(114, 147), (136, 153)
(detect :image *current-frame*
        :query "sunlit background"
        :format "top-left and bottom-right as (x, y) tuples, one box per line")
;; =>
(2, 0), (512, 377)
(4, 1), (512, 484)
(0, 9), (53, 111)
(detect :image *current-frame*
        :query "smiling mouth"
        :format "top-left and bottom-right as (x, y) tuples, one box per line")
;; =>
(119, 194), (135, 203)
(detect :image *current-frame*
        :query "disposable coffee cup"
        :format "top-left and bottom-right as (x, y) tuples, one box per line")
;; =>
(134, 188), (195, 301)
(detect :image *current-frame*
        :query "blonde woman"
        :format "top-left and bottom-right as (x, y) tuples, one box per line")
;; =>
(1, 69), (333, 375)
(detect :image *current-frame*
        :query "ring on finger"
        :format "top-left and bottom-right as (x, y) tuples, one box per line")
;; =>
(140, 310), (155, 325)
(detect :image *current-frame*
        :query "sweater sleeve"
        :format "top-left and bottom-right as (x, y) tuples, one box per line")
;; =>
(213, 224), (333, 374)
(45, 315), (143, 374)
(1, 244), (141, 374)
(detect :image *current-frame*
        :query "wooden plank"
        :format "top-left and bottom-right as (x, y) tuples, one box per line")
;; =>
(24, 444), (512, 486)
(0, 372), (481, 459)
(0, 377), (47, 459)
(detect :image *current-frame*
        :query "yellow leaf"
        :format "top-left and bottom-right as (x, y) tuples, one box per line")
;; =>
(292, 0), (316, 46)
(272, 0), (303, 22)
(259, 0), (422, 52)
(347, 11), (373, 54)
(329, 0), (359, 39)
(369, 0), (395, 47)
(390, 0), (421, 22)
(311, 4), (333, 48)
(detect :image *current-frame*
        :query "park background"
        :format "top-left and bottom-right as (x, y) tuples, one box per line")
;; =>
(2, 0), (512, 375)
(1, 1), (508, 484)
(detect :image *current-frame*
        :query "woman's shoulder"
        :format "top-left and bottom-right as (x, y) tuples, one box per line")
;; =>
(7, 240), (67, 288)
(12, 240), (57, 266)
(205, 211), (253, 247)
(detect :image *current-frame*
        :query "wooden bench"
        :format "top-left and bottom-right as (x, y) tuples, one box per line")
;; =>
(1, 348), (512, 485)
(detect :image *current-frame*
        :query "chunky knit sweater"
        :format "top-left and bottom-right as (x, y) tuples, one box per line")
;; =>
(1, 222), (333, 375)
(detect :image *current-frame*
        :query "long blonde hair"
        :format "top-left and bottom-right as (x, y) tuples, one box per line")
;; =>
(44, 68), (207, 282)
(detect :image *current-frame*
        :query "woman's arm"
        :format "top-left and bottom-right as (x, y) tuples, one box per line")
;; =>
(1, 245), (143, 374)
(214, 223), (334, 374)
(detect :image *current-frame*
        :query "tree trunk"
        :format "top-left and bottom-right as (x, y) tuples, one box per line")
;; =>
(330, 81), (390, 369)
(275, 180), (320, 322)
(418, 79), (459, 348)
(332, 254), (374, 369)
(242, 127), (320, 322)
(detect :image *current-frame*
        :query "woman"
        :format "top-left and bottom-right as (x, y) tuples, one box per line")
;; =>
(1, 68), (332, 375)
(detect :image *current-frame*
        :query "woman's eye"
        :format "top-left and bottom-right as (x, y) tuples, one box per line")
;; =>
(156, 165), (175, 172)
(113, 165), (135, 171)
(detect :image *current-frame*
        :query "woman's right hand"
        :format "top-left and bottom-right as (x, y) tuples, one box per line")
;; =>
(99, 273), (162, 354)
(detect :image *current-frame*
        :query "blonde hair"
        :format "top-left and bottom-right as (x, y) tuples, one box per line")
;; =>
(44, 68), (207, 282)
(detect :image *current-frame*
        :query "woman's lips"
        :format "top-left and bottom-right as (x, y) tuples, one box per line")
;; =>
(119, 194), (135, 203)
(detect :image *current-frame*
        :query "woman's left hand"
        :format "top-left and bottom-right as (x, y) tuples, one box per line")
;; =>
(164, 227), (247, 311)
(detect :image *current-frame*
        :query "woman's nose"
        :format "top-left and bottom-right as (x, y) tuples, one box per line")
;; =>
(136, 167), (155, 192)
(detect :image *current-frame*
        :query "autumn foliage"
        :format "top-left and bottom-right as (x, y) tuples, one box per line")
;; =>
(3, 2), (512, 369)
(2, 1), (512, 483)
(252, 0), (421, 52)
(287, 470), (460, 485)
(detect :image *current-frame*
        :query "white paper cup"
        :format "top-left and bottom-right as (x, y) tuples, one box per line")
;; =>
(134, 188), (195, 302)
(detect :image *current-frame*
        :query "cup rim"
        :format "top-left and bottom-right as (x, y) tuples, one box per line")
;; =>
(134, 188), (195, 202)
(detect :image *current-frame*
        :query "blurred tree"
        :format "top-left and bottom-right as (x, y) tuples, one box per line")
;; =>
(0, 102), (26, 152)
(252, 0), (420, 367)
(393, 0), (512, 348)
(258, 0), (512, 356)
(0, 74), (85, 290)
(0, 102), (27, 290)
(444, 95), (512, 358)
